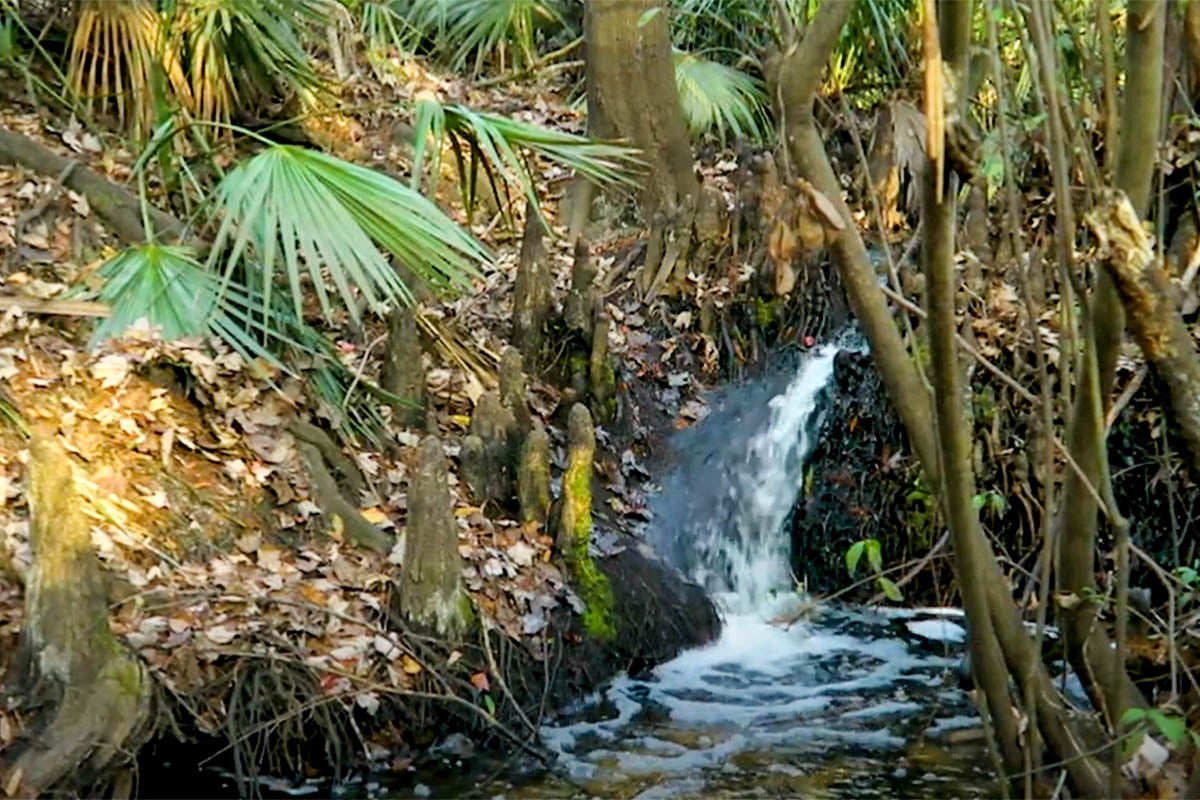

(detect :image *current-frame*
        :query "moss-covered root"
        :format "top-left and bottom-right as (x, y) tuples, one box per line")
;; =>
(588, 311), (617, 425)
(399, 436), (471, 636)
(557, 404), (615, 641)
(1, 433), (152, 795)
(518, 422), (552, 526)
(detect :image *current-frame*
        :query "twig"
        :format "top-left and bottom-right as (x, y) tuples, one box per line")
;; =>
(877, 282), (1112, 516)
(473, 38), (583, 89)
(866, 528), (950, 604)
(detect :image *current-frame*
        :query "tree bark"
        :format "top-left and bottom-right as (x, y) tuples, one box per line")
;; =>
(0, 129), (185, 245)
(1, 432), (152, 796)
(570, 0), (697, 238)
(1091, 193), (1200, 474)
(1050, 0), (1162, 728)
(921, 0), (1023, 783)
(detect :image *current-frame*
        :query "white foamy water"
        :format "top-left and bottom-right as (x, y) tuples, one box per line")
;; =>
(536, 347), (994, 798)
(693, 346), (839, 610)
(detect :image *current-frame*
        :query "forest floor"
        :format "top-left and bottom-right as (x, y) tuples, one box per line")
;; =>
(0, 55), (747, 789)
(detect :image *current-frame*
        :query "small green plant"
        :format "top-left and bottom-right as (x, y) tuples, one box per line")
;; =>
(1176, 561), (1200, 609)
(972, 489), (1007, 518)
(1121, 706), (1200, 758)
(846, 537), (903, 602)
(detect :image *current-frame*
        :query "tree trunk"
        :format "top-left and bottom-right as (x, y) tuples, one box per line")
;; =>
(1050, 0), (1163, 729)
(569, 0), (697, 239)
(921, 0), (1023, 784)
(1, 432), (152, 796)
(1092, 193), (1200, 474)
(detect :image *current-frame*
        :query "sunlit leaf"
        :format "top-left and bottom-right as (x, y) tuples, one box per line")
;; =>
(208, 144), (489, 326)
(673, 49), (769, 144)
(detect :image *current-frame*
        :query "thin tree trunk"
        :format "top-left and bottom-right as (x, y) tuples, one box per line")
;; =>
(778, 0), (940, 476)
(1050, 0), (1162, 727)
(922, 0), (1023, 783)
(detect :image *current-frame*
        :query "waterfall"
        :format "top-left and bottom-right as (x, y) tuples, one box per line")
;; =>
(539, 335), (988, 799)
(650, 343), (841, 610)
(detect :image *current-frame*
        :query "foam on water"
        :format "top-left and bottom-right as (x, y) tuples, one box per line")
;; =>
(537, 343), (993, 798)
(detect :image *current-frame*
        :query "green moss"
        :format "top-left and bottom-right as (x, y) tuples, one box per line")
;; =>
(562, 439), (615, 641)
(754, 297), (783, 329)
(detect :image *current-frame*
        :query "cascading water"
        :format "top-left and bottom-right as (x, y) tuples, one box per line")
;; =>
(526, 342), (997, 799)
(655, 343), (839, 609)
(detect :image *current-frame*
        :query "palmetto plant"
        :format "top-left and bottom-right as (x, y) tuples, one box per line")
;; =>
(397, 0), (564, 76)
(674, 50), (769, 144)
(409, 97), (643, 223)
(65, 0), (330, 135)
(207, 142), (491, 326)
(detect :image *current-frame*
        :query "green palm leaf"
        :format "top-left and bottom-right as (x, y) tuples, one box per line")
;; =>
(410, 98), (643, 223)
(207, 144), (490, 326)
(673, 50), (769, 144)
(82, 242), (290, 369)
(171, 0), (330, 124)
(401, 0), (563, 75)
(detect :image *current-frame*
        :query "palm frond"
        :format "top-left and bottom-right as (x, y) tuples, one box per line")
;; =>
(673, 50), (769, 144)
(410, 98), (643, 223)
(68, 0), (161, 132)
(82, 242), (290, 370)
(171, 0), (330, 125)
(352, 0), (417, 65)
(208, 144), (489, 327)
(400, 0), (563, 75)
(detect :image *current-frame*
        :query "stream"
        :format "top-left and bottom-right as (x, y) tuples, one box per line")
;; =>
(254, 342), (998, 799)
(372, 340), (997, 799)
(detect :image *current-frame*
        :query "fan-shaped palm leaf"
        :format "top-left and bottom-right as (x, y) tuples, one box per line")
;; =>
(84, 242), (290, 368)
(67, 0), (162, 133)
(401, 0), (563, 75)
(410, 98), (642, 223)
(171, 0), (330, 125)
(673, 50), (769, 144)
(208, 144), (489, 327)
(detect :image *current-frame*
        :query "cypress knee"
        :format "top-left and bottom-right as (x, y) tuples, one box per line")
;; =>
(380, 305), (427, 427)
(557, 404), (614, 640)
(518, 421), (552, 526)
(399, 436), (470, 635)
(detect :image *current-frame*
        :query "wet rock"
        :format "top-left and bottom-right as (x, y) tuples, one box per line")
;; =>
(399, 436), (470, 636)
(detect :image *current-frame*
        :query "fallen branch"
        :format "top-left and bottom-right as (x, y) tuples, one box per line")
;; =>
(296, 440), (391, 554)
(0, 129), (185, 246)
(0, 297), (110, 317)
